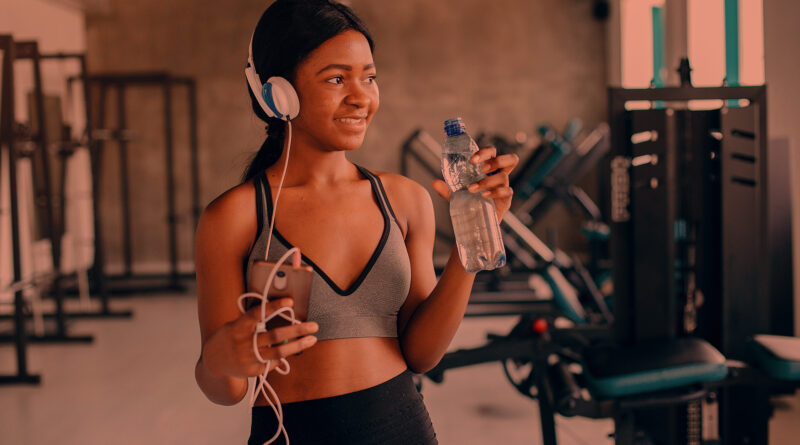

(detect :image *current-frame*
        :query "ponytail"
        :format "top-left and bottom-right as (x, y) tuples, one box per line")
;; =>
(242, 118), (286, 182)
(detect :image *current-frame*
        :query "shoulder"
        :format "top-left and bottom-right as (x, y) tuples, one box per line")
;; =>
(371, 171), (434, 238)
(195, 179), (258, 256)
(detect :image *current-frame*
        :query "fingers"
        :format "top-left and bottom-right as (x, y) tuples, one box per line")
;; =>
(256, 322), (318, 347)
(480, 153), (520, 175)
(478, 185), (513, 200)
(467, 171), (510, 196)
(431, 179), (451, 201)
(470, 146), (497, 165)
(257, 335), (318, 362)
(242, 298), (293, 323)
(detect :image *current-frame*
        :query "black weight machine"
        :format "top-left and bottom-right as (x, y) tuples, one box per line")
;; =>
(0, 35), (39, 385)
(1, 36), (102, 385)
(73, 72), (200, 295)
(421, 83), (800, 444)
(0, 40), (133, 331)
(0, 37), (94, 348)
(34, 51), (133, 320)
(512, 122), (612, 277)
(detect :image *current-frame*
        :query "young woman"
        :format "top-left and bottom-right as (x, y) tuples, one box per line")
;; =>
(194, 1), (519, 444)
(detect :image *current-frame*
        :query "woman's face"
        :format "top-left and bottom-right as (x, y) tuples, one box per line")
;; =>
(290, 30), (379, 152)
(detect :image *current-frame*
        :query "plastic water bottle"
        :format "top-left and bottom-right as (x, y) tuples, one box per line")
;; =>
(441, 117), (506, 272)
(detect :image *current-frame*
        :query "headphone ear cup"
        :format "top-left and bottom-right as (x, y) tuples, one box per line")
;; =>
(263, 76), (300, 121)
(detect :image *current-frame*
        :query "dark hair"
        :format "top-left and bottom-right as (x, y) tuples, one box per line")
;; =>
(241, 0), (375, 182)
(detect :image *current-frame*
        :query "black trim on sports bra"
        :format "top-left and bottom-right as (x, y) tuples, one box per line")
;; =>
(366, 170), (399, 222)
(260, 166), (390, 296)
(253, 176), (265, 251)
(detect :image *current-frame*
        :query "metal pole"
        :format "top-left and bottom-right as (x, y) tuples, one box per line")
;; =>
(26, 41), (69, 336)
(93, 82), (109, 302)
(163, 79), (179, 287)
(116, 83), (133, 277)
(78, 56), (112, 311)
(187, 80), (200, 230)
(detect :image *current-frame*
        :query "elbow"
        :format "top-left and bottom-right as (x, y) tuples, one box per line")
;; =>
(197, 377), (248, 406)
(408, 363), (435, 375)
(400, 336), (445, 375)
(404, 354), (442, 375)
(208, 392), (246, 406)
(194, 359), (248, 406)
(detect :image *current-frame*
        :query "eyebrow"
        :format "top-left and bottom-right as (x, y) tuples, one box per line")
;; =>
(316, 63), (376, 75)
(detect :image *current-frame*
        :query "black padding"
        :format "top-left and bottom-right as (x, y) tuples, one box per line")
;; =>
(584, 338), (725, 379)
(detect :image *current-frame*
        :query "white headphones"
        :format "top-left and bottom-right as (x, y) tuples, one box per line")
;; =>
(245, 32), (300, 121)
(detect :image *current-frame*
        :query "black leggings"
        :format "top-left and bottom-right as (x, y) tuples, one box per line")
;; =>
(248, 369), (437, 445)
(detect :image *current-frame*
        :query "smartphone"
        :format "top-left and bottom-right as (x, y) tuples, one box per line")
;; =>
(247, 260), (313, 327)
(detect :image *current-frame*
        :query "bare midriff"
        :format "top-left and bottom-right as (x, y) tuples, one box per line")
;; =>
(254, 337), (408, 405)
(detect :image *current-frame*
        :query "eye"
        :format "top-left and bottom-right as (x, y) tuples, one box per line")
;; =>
(365, 75), (378, 84)
(326, 76), (344, 85)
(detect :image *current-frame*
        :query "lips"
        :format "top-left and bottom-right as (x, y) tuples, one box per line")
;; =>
(335, 117), (364, 124)
(333, 115), (368, 132)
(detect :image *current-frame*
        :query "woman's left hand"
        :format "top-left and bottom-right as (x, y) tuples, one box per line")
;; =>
(432, 146), (519, 221)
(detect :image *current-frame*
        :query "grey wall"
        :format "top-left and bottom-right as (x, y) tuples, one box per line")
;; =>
(84, 0), (608, 270)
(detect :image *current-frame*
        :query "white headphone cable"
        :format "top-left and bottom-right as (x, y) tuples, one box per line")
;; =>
(235, 120), (299, 445)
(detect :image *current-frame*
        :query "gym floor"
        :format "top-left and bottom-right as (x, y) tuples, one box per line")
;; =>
(1, 291), (798, 445)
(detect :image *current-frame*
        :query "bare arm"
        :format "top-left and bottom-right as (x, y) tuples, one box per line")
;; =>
(394, 148), (518, 373)
(194, 183), (318, 405)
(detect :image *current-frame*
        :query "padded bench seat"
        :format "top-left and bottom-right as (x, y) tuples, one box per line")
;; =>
(749, 335), (800, 381)
(583, 338), (728, 399)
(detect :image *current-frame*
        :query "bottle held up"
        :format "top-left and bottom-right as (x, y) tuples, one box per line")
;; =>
(441, 117), (506, 273)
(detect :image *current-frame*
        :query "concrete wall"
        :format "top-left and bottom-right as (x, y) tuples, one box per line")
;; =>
(0, 0), (86, 133)
(84, 0), (608, 270)
(764, 0), (800, 336)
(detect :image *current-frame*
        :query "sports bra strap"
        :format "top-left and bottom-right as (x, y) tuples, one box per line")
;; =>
(253, 174), (265, 248)
(355, 165), (398, 221)
(256, 165), (398, 226)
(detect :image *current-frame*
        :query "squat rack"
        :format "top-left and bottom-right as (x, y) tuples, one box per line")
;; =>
(71, 72), (200, 294)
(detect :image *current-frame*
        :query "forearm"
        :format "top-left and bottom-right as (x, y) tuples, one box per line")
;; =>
(195, 355), (248, 406)
(400, 247), (476, 373)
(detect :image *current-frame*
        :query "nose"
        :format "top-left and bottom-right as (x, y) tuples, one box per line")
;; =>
(344, 81), (371, 108)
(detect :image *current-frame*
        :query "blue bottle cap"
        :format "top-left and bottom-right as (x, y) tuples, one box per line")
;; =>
(444, 117), (466, 136)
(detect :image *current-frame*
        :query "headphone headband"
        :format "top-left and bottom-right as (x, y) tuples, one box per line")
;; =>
(246, 29), (300, 121)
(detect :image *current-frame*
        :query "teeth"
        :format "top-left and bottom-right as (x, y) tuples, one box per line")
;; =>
(336, 118), (364, 124)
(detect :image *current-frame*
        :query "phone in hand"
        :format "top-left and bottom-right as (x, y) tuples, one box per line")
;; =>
(246, 260), (313, 328)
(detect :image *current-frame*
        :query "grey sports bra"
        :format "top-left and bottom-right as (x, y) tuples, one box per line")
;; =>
(245, 165), (412, 341)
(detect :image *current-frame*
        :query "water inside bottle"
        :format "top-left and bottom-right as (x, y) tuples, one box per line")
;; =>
(442, 153), (484, 192)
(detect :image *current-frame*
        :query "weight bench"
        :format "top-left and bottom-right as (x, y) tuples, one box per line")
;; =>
(553, 335), (800, 444)
(747, 335), (800, 382)
(427, 311), (800, 445)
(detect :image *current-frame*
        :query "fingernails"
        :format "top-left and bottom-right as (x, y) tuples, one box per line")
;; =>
(482, 164), (491, 173)
(482, 192), (491, 198)
(471, 155), (480, 164)
(468, 184), (478, 193)
(305, 336), (318, 345)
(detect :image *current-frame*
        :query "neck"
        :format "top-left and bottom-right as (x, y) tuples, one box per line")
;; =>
(266, 127), (356, 189)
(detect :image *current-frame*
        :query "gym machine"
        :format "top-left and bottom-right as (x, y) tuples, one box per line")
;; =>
(0, 34), (40, 385)
(1, 38), (133, 332)
(35, 51), (133, 320)
(423, 83), (800, 445)
(74, 72), (200, 295)
(0, 36), (94, 349)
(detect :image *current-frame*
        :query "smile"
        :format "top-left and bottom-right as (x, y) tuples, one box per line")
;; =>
(335, 117), (366, 124)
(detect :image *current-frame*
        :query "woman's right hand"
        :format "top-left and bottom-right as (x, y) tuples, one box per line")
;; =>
(201, 298), (319, 378)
